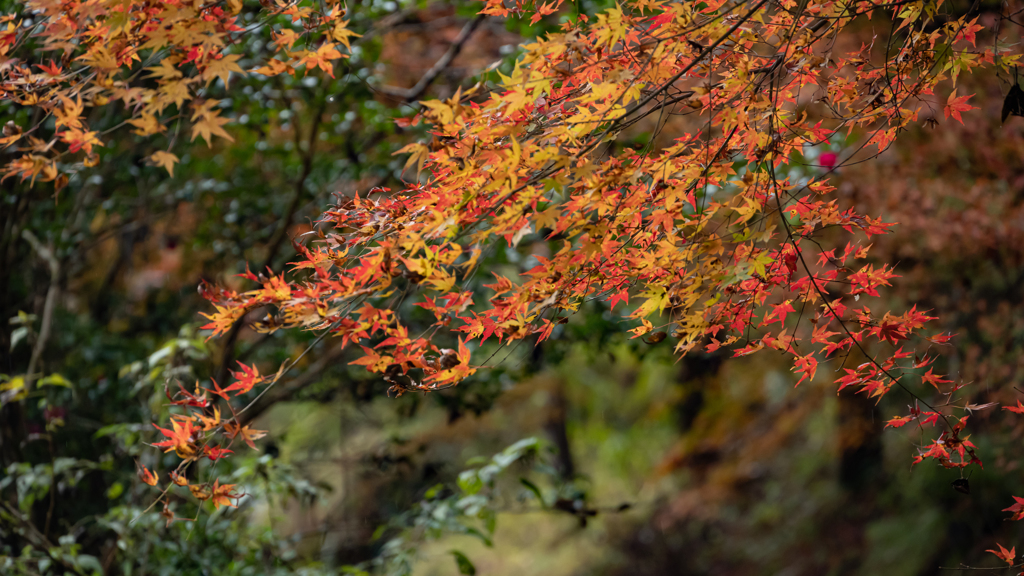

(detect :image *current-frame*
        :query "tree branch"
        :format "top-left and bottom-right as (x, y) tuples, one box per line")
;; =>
(238, 345), (347, 426)
(377, 14), (485, 102)
(21, 230), (60, 396)
(0, 501), (86, 575)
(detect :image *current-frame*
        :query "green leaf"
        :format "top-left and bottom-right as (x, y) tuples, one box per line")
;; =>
(457, 470), (483, 495)
(38, 373), (72, 388)
(450, 550), (476, 575)
(519, 477), (546, 507)
(106, 482), (124, 500)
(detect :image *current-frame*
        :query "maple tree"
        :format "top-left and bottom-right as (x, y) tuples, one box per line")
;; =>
(5, 0), (1024, 570)
(198, 0), (1006, 475)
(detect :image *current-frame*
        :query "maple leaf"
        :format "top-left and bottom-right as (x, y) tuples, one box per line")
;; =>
(160, 502), (177, 527)
(146, 57), (183, 80)
(791, 354), (817, 387)
(607, 289), (629, 310)
(152, 419), (200, 459)
(1004, 401), (1024, 414)
(154, 79), (193, 112)
(1007, 497), (1024, 521)
(190, 100), (234, 147)
(203, 444), (234, 461)
(332, 20), (360, 50)
(207, 378), (232, 400)
(35, 59), (62, 77)
(944, 90), (974, 125)
(149, 151), (179, 176)
(128, 114), (167, 137)
(137, 465), (158, 486)
(60, 129), (102, 155)
(224, 362), (264, 395)
(195, 406), (222, 431)
(54, 95), (84, 131)
(189, 483), (212, 501)
(302, 43), (342, 78)
(957, 17), (984, 47)
(885, 415), (915, 428)
(252, 59), (294, 77)
(921, 368), (952, 391)
(987, 543), (1016, 566)
(200, 303), (248, 338)
(223, 420), (267, 449)
(209, 479), (241, 509)
(202, 53), (244, 87)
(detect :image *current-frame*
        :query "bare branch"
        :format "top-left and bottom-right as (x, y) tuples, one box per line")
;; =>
(377, 14), (486, 102)
(20, 229), (60, 397)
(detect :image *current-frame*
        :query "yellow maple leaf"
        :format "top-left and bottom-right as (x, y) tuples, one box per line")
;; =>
(202, 53), (244, 87)
(127, 113), (166, 136)
(153, 79), (192, 113)
(332, 20), (361, 50)
(251, 58), (292, 77)
(394, 142), (430, 175)
(190, 100), (234, 147)
(149, 151), (179, 176)
(54, 95), (84, 131)
(146, 57), (183, 81)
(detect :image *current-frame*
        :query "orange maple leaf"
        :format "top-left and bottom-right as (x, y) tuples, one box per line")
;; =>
(137, 464), (158, 486)
(152, 418), (200, 459)
(59, 128), (102, 155)
(986, 542), (1016, 566)
(223, 420), (267, 450)
(302, 43), (342, 78)
(209, 479), (241, 509)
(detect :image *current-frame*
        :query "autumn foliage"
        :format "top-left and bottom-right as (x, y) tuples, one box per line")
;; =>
(6, 0), (1024, 563)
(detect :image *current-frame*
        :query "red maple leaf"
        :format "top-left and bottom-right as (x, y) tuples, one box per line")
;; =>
(1005, 496), (1024, 521)
(223, 362), (264, 395)
(792, 353), (817, 387)
(203, 444), (234, 461)
(944, 90), (974, 125)
(921, 368), (952, 391)
(885, 415), (915, 428)
(1004, 401), (1024, 414)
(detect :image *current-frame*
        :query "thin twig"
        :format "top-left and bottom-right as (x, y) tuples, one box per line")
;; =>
(376, 14), (486, 102)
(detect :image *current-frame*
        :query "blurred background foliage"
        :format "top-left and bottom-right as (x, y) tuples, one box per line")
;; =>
(4, 0), (1024, 574)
